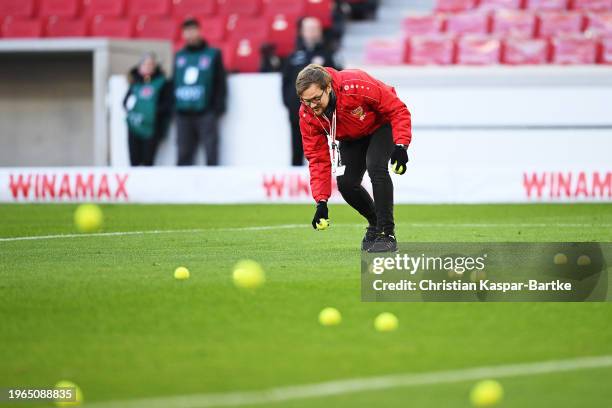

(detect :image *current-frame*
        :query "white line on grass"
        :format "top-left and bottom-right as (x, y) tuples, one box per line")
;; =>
(1, 222), (610, 243)
(87, 354), (612, 408)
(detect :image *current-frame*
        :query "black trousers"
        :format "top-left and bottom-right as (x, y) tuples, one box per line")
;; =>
(337, 124), (395, 234)
(289, 112), (304, 166)
(128, 132), (159, 166)
(176, 111), (219, 165)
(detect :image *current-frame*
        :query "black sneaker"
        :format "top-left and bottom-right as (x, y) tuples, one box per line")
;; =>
(367, 233), (398, 253)
(361, 226), (380, 251)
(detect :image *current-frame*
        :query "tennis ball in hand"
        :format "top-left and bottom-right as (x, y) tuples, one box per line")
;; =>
(233, 260), (265, 289)
(319, 307), (342, 326)
(374, 312), (398, 332)
(470, 380), (503, 407)
(174, 266), (190, 280)
(316, 219), (329, 230)
(54, 380), (83, 407)
(74, 204), (103, 233)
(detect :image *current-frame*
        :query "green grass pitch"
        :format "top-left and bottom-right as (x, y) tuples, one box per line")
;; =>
(1, 203), (612, 407)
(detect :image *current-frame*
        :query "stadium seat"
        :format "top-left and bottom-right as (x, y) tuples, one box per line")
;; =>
(551, 34), (598, 63)
(585, 12), (612, 36)
(90, 16), (133, 37)
(492, 10), (537, 37)
(197, 17), (228, 46)
(445, 11), (491, 35)
(127, 0), (171, 17)
(570, 0), (612, 10)
(502, 37), (549, 63)
(435, 0), (478, 12)
(83, 0), (125, 17)
(526, 0), (569, 10)
(226, 15), (268, 41)
(402, 14), (444, 36)
(45, 16), (88, 37)
(456, 35), (501, 64)
(224, 37), (263, 72)
(218, 0), (263, 16)
(478, 0), (523, 10)
(135, 16), (177, 40)
(172, 0), (217, 18)
(304, 0), (332, 28)
(268, 13), (299, 57)
(405, 34), (455, 64)
(364, 39), (404, 65)
(538, 12), (584, 37)
(262, 0), (306, 16)
(600, 36), (612, 63)
(1, 17), (43, 37)
(0, 0), (36, 19)
(39, 0), (81, 18)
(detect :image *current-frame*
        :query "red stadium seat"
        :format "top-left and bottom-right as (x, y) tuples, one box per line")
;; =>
(90, 16), (133, 37)
(456, 35), (501, 64)
(445, 11), (491, 35)
(526, 0), (568, 10)
(135, 16), (177, 40)
(1, 17), (43, 37)
(478, 0), (523, 9)
(585, 12), (612, 36)
(538, 12), (584, 37)
(551, 34), (598, 63)
(128, 0), (171, 17)
(262, 0), (306, 16)
(197, 17), (228, 46)
(402, 14), (444, 36)
(45, 16), (88, 37)
(0, 0), (36, 18)
(83, 0), (125, 17)
(226, 15), (268, 41)
(172, 0), (217, 18)
(435, 0), (477, 12)
(364, 39), (404, 65)
(502, 37), (549, 63)
(600, 36), (612, 63)
(570, 0), (612, 10)
(304, 0), (332, 28)
(492, 10), (537, 37)
(218, 0), (263, 16)
(39, 0), (80, 18)
(224, 38), (263, 72)
(405, 34), (455, 64)
(268, 13), (299, 57)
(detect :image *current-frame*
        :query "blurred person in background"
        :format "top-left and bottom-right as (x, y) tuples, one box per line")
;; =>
(174, 18), (227, 166)
(123, 52), (173, 166)
(282, 17), (341, 166)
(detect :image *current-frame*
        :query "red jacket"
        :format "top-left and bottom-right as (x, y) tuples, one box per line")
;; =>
(299, 67), (412, 202)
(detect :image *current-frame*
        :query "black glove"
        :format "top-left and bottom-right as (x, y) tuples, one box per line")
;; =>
(312, 201), (329, 230)
(390, 145), (409, 175)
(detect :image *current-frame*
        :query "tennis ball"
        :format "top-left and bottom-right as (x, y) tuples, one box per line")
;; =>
(470, 380), (503, 407)
(316, 218), (329, 230)
(318, 307), (341, 326)
(74, 204), (103, 233)
(374, 312), (398, 332)
(553, 253), (568, 265)
(233, 259), (265, 289)
(174, 266), (190, 280)
(577, 255), (591, 266)
(54, 380), (83, 407)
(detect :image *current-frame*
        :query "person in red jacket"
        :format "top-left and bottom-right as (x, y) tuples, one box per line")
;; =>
(296, 64), (411, 252)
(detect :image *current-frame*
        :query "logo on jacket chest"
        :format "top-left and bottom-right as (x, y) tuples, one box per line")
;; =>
(350, 106), (366, 121)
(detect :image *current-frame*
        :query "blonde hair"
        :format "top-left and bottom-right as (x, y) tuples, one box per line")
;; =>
(295, 64), (331, 96)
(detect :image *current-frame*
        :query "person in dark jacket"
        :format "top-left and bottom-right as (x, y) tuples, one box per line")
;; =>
(282, 17), (341, 166)
(174, 18), (227, 166)
(123, 52), (173, 166)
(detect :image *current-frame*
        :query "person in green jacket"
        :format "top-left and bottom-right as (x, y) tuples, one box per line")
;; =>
(174, 18), (227, 166)
(123, 53), (173, 166)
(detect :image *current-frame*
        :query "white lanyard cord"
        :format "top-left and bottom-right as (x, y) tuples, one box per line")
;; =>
(316, 110), (339, 175)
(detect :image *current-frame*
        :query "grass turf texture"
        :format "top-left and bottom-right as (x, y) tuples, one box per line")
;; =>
(1, 203), (611, 407)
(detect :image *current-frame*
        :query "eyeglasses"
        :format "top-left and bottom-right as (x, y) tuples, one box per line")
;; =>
(300, 90), (325, 107)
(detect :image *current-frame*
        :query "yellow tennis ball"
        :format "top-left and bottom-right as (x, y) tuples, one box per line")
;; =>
(233, 260), (265, 289)
(577, 255), (591, 266)
(73, 204), (103, 233)
(316, 219), (329, 230)
(318, 307), (342, 326)
(470, 380), (503, 407)
(374, 312), (398, 332)
(54, 380), (83, 407)
(174, 266), (190, 280)
(553, 253), (568, 265)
